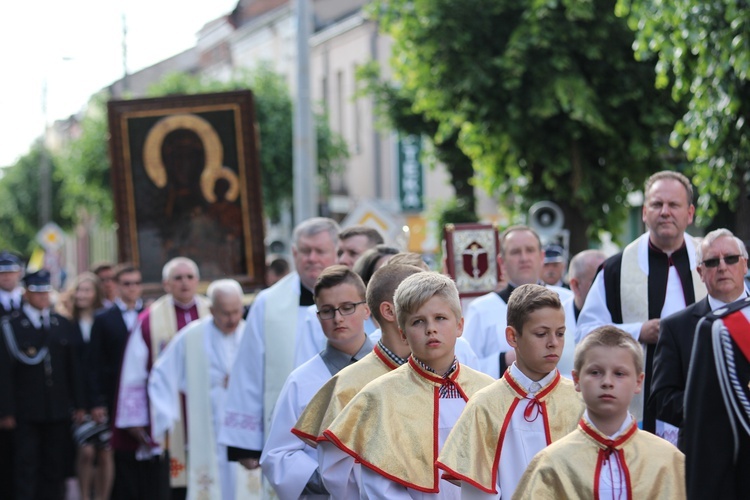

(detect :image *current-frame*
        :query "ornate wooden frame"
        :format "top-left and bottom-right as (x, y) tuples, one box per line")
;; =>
(443, 223), (501, 298)
(107, 91), (265, 295)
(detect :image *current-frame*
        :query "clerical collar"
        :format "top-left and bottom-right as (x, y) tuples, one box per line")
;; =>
(709, 290), (750, 312)
(173, 298), (196, 310)
(377, 340), (408, 366)
(320, 334), (373, 376)
(583, 410), (633, 440)
(509, 362), (557, 394)
(116, 297), (143, 313)
(299, 282), (315, 306)
(413, 355), (458, 379)
(647, 238), (686, 259)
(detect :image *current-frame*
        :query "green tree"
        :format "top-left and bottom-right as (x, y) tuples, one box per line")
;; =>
(616, 0), (750, 240)
(146, 67), (348, 222)
(0, 143), (73, 253)
(372, 0), (680, 252)
(357, 63), (477, 216)
(56, 92), (113, 225)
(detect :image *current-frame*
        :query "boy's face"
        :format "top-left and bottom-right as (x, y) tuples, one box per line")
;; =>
(400, 295), (463, 373)
(316, 283), (370, 354)
(506, 307), (566, 381)
(573, 346), (644, 422)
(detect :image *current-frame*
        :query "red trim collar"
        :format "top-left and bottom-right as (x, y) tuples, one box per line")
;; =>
(579, 417), (637, 450)
(408, 356), (461, 385)
(503, 369), (560, 400)
(373, 343), (401, 371)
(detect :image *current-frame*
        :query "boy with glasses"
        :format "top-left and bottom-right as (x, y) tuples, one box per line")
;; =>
(259, 265), (373, 498)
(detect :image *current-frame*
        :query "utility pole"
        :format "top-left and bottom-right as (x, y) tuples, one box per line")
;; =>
(121, 12), (129, 93)
(293, 0), (317, 225)
(39, 80), (51, 226)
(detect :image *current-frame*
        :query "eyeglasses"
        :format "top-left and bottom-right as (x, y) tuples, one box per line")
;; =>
(317, 301), (366, 320)
(120, 280), (142, 287)
(702, 255), (743, 268)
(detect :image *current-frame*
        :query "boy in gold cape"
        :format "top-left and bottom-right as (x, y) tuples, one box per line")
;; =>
(292, 263), (423, 497)
(437, 284), (583, 498)
(513, 325), (685, 499)
(323, 272), (493, 497)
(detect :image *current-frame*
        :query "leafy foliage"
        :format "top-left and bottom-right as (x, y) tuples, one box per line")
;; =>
(0, 143), (73, 254)
(616, 0), (750, 231)
(371, 0), (680, 249)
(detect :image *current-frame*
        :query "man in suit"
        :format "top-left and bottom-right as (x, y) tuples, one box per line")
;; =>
(88, 263), (144, 426)
(0, 269), (86, 499)
(684, 295), (750, 499)
(650, 228), (748, 449)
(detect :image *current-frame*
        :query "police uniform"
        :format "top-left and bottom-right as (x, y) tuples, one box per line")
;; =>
(684, 296), (750, 499)
(0, 270), (85, 499)
(0, 251), (23, 500)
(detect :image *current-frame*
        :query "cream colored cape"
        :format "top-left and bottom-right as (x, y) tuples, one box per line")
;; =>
(323, 358), (494, 493)
(620, 233), (706, 422)
(292, 343), (399, 447)
(512, 418), (686, 500)
(436, 370), (583, 493)
(147, 294), (210, 488)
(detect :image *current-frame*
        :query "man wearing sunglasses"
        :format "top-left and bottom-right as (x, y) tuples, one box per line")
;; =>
(577, 170), (707, 441)
(650, 228), (748, 451)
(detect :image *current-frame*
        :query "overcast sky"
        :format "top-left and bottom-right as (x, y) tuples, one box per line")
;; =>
(0, 0), (238, 167)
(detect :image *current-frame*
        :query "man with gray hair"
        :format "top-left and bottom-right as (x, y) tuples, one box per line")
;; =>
(220, 217), (340, 473)
(149, 279), (259, 499)
(563, 249), (607, 325)
(650, 228), (749, 449)
(114, 257), (211, 500)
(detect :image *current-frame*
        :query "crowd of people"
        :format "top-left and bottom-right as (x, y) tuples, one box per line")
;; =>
(0, 169), (749, 499)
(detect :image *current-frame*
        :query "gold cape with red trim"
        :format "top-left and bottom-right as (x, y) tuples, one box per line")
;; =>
(436, 370), (583, 493)
(323, 358), (494, 493)
(512, 419), (685, 500)
(292, 344), (399, 447)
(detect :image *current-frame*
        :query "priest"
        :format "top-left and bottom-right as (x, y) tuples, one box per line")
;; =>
(577, 170), (706, 436)
(114, 257), (210, 500)
(149, 279), (259, 500)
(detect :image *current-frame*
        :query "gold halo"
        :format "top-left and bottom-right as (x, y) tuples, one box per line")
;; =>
(201, 166), (240, 203)
(142, 114), (223, 188)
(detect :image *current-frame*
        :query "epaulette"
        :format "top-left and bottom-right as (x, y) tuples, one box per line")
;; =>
(707, 296), (750, 321)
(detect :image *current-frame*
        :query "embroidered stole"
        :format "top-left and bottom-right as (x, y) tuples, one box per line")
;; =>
(261, 273), (300, 436)
(619, 235), (706, 423)
(148, 295), (210, 488)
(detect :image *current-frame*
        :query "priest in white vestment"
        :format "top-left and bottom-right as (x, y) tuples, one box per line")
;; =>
(114, 257), (210, 497)
(149, 279), (260, 500)
(219, 218), (340, 471)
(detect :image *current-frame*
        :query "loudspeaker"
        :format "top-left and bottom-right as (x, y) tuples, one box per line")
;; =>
(528, 201), (564, 242)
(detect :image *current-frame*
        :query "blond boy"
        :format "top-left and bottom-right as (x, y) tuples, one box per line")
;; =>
(323, 272), (493, 498)
(513, 326), (685, 499)
(437, 284), (583, 499)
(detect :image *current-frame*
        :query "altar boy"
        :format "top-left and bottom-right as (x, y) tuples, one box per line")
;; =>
(512, 326), (685, 499)
(437, 284), (583, 498)
(323, 272), (493, 498)
(259, 265), (373, 498)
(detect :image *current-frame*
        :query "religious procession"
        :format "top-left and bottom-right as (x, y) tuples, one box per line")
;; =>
(2, 1), (750, 500)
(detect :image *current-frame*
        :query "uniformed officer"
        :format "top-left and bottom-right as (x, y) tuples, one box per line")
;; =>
(0, 250), (23, 500)
(0, 251), (23, 316)
(0, 269), (85, 499)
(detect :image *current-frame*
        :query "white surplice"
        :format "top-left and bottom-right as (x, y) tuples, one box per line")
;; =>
(259, 354), (333, 499)
(148, 317), (259, 500)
